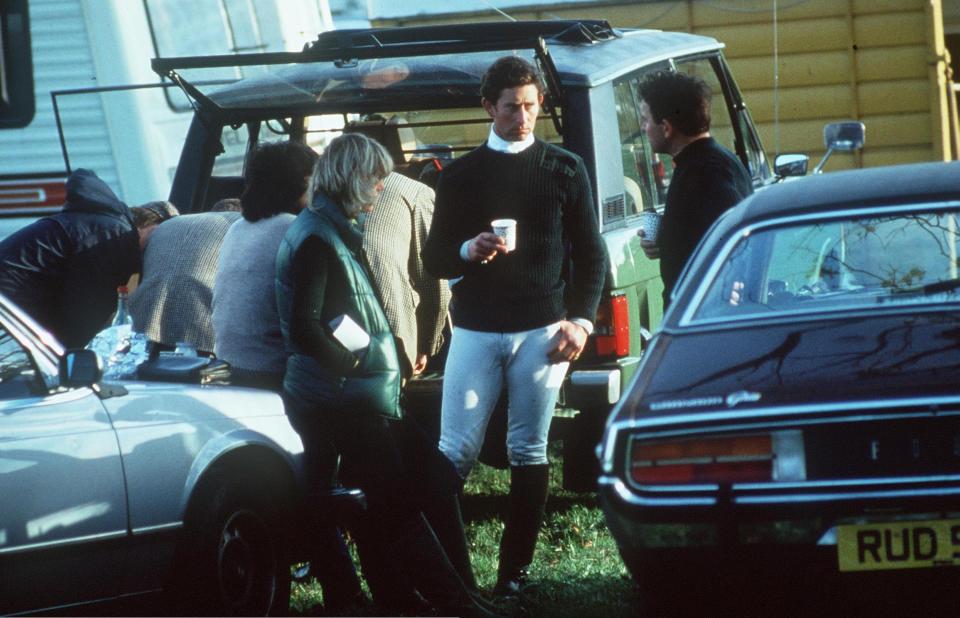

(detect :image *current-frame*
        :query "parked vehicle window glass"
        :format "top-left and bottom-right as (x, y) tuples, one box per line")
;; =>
(0, 325), (40, 399)
(146, 0), (266, 57)
(614, 79), (660, 218)
(214, 108), (562, 179)
(693, 208), (960, 321)
(144, 0), (264, 111)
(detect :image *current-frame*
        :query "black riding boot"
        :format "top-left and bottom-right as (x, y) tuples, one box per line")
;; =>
(424, 491), (479, 593)
(387, 513), (503, 618)
(493, 464), (550, 597)
(309, 525), (366, 613)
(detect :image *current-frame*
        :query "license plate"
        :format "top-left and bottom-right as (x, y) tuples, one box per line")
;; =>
(838, 518), (960, 572)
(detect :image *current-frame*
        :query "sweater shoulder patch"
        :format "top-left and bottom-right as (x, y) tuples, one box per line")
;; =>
(539, 144), (579, 178)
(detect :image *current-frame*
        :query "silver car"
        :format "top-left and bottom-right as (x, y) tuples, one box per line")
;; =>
(0, 293), (305, 615)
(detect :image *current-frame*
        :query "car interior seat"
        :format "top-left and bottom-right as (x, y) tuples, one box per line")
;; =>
(202, 176), (245, 213)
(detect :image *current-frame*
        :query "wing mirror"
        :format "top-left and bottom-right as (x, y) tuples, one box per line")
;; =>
(774, 153), (809, 178)
(813, 121), (865, 174)
(59, 349), (102, 387)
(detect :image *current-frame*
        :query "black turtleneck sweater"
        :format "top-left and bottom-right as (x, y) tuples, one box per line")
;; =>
(423, 139), (606, 333)
(659, 137), (753, 304)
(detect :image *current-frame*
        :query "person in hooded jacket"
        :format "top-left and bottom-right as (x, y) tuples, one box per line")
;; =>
(0, 169), (142, 348)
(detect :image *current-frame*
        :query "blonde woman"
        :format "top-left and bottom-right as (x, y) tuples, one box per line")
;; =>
(276, 133), (497, 617)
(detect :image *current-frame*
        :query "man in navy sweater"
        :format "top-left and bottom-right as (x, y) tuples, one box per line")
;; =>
(423, 56), (606, 597)
(637, 70), (754, 306)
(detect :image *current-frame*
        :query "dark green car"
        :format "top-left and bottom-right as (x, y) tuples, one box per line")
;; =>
(152, 19), (774, 489)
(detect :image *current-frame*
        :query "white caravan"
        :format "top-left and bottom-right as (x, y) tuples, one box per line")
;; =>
(0, 0), (336, 213)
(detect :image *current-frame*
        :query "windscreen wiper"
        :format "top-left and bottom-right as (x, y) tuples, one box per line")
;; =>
(918, 278), (960, 296)
(884, 278), (960, 300)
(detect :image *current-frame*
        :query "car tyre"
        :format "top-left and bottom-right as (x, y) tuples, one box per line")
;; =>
(169, 473), (291, 616)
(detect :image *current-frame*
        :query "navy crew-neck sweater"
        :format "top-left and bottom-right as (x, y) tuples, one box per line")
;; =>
(659, 137), (753, 304)
(423, 139), (606, 333)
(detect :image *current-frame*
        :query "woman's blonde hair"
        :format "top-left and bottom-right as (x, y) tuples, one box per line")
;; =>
(315, 133), (393, 217)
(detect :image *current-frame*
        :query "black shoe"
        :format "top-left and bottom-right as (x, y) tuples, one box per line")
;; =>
(387, 514), (505, 618)
(307, 591), (369, 616)
(470, 587), (510, 614)
(492, 567), (530, 597)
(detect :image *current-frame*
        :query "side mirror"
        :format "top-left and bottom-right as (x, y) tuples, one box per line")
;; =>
(774, 153), (809, 178)
(813, 121), (865, 174)
(59, 349), (102, 387)
(824, 121), (865, 151)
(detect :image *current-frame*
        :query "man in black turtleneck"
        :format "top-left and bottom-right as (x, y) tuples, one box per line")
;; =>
(423, 56), (606, 598)
(637, 70), (754, 307)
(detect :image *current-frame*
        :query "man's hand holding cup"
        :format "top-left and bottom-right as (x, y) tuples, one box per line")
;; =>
(637, 210), (661, 260)
(468, 232), (508, 263)
(468, 218), (517, 263)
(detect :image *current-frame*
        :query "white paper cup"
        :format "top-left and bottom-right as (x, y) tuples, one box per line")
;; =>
(638, 211), (661, 244)
(491, 218), (517, 251)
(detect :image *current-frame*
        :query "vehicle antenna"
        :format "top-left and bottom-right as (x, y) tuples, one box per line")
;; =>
(773, 0), (781, 156)
(481, 1), (518, 21)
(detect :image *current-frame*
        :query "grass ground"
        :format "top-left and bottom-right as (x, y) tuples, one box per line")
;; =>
(290, 445), (639, 616)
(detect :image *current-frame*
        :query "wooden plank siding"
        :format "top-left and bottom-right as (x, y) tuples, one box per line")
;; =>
(375, 0), (954, 167)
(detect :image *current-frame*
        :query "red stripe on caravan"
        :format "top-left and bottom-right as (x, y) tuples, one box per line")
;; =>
(0, 177), (68, 209)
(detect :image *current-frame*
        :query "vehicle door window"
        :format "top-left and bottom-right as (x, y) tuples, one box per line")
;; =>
(673, 55), (768, 182)
(614, 79), (663, 220)
(0, 325), (41, 400)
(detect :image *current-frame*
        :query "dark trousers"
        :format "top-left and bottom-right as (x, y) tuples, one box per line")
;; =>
(286, 391), (459, 537)
(284, 390), (464, 610)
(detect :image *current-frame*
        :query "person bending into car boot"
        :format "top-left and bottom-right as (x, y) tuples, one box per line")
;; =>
(423, 56), (606, 598)
(0, 169), (146, 348)
(636, 70), (753, 307)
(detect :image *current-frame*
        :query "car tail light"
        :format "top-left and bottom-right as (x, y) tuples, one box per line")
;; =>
(630, 431), (806, 484)
(594, 294), (629, 358)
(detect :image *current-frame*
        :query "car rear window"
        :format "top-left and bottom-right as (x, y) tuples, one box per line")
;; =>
(690, 206), (960, 322)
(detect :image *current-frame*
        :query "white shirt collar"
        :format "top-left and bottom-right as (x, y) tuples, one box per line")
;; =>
(485, 125), (535, 154)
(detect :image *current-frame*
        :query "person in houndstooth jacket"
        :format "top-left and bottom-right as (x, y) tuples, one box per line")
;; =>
(361, 171), (451, 382)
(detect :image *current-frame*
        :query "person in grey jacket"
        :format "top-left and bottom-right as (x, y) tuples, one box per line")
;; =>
(0, 168), (142, 347)
(129, 200), (240, 353)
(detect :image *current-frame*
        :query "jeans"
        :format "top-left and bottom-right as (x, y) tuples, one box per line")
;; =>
(438, 323), (570, 478)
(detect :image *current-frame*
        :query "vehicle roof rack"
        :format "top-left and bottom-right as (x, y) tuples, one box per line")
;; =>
(306, 20), (619, 52)
(150, 21), (617, 135)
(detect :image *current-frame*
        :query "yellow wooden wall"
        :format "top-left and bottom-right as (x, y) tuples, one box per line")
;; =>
(375, 0), (953, 168)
